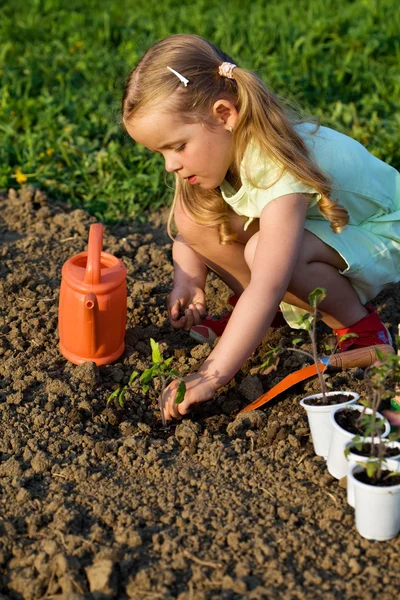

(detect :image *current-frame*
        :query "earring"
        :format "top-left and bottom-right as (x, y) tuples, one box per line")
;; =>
(228, 126), (233, 133)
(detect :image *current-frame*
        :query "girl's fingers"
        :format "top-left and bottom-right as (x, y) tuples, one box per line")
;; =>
(169, 298), (184, 321)
(193, 302), (206, 318)
(188, 307), (203, 326)
(164, 390), (183, 420)
(170, 315), (187, 330)
(183, 309), (194, 331)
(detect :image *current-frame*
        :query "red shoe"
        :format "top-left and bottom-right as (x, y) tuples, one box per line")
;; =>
(189, 295), (286, 344)
(334, 306), (392, 352)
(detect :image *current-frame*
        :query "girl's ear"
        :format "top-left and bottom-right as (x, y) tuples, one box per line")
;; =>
(212, 99), (238, 131)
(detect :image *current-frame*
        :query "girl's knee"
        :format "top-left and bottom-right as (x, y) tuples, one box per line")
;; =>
(173, 195), (203, 241)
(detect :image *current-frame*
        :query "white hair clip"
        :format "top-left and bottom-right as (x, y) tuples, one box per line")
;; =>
(167, 66), (189, 87)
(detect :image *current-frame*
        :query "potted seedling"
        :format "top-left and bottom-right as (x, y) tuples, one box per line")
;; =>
(107, 338), (186, 427)
(345, 349), (400, 540)
(345, 435), (400, 508)
(261, 288), (359, 458)
(328, 346), (397, 480)
(345, 342), (400, 505)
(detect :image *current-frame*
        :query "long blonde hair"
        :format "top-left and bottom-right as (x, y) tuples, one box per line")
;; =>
(122, 34), (349, 243)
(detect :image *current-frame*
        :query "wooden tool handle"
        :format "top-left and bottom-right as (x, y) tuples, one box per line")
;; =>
(328, 344), (394, 369)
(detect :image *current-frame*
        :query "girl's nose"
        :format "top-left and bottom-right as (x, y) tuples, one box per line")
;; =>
(164, 154), (181, 173)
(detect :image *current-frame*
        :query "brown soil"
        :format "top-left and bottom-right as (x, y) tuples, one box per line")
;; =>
(302, 393), (356, 406)
(354, 470), (400, 487)
(2, 187), (400, 599)
(350, 443), (400, 458)
(334, 408), (386, 437)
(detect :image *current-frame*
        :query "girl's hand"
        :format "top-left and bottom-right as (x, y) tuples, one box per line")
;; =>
(168, 285), (206, 331)
(161, 372), (218, 420)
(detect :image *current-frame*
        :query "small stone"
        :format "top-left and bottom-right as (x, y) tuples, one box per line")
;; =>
(190, 344), (211, 360)
(120, 421), (135, 436)
(175, 421), (201, 449)
(112, 369), (124, 383)
(42, 539), (58, 556)
(227, 410), (267, 438)
(238, 376), (264, 401)
(137, 422), (151, 434)
(0, 457), (23, 478)
(86, 559), (116, 596)
(288, 434), (300, 448)
(16, 488), (31, 503)
(74, 362), (100, 387)
(31, 451), (51, 473)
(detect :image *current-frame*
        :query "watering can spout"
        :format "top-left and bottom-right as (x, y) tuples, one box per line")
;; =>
(84, 292), (98, 356)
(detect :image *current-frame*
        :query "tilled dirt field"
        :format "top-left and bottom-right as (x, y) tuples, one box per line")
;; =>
(1, 187), (400, 600)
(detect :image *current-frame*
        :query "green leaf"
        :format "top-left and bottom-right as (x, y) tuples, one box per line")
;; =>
(142, 384), (150, 394)
(140, 369), (153, 384)
(150, 338), (163, 363)
(107, 388), (120, 404)
(358, 398), (371, 407)
(174, 380), (186, 404)
(366, 461), (378, 478)
(296, 313), (312, 329)
(169, 369), (181, 377)
(338, 333), (358, 343)
(129, 371), (139, 385)
(308, 287), (327, 309)
(119, 387), (127, 407)
(292, 338), (304, 346)
(164, 357), (173, 366)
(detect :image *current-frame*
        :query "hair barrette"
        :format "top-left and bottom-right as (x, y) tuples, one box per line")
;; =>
(167, 66), (189, 87)
(219, 62), (237, 79)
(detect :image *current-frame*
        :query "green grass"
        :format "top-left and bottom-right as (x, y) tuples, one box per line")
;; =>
(1, 0), (399, 221)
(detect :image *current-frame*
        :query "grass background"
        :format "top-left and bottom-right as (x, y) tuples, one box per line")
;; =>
(1, 0), (399, 222)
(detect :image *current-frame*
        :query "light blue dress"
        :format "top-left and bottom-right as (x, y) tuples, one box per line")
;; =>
(219, 123), (400, 327)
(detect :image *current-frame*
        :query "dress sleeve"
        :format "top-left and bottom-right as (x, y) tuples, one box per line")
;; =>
(242, 144), (321, 214)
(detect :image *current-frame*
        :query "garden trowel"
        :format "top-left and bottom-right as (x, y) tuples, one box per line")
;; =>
(239, 344), (394, 414)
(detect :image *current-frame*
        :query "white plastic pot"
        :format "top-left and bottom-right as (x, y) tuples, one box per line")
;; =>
(327, 405), (390, 480)
(345, 438), (400, 507)
(350, 461), (400, 540)
(299, 391), (359, 458)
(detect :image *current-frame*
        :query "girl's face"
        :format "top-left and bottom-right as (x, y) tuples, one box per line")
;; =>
(125, 101), (238, 190)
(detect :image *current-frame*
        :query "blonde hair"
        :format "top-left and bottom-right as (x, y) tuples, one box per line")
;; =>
(122, 34), (349, 243)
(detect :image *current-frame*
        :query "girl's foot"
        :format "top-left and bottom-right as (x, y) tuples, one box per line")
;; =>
(189, 295), (286, 344)
(334, 306), (392, 352)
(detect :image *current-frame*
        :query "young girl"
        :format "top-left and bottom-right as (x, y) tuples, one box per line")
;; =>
(122, 34), (399, 420)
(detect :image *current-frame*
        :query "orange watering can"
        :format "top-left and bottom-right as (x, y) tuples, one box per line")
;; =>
(58, 223), (127, 365)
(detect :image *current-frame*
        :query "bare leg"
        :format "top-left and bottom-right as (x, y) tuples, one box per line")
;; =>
(174, 197), (256, 295)
(174, 198), (367, 329)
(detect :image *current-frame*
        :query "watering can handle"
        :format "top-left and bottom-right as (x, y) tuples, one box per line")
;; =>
(84, 223), (103, 285)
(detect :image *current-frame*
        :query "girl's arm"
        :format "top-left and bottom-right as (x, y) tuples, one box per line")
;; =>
(168, 234), (208, 330)
(164, 193), (309, 418)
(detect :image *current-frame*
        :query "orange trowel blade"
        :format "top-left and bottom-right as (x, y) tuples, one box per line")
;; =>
(238, 362), (326, 414)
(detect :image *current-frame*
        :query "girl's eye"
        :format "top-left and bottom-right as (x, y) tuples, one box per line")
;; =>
(175, 144), (186, 153)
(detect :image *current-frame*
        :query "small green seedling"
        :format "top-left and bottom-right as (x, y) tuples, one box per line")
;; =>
(352, 344), (400, 480)
(107, 338), (186, 427)
(260, 287), (357, 404)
